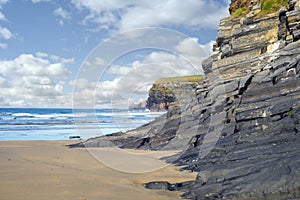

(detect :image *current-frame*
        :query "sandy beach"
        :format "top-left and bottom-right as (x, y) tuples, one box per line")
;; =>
(0, 140), (196, 200)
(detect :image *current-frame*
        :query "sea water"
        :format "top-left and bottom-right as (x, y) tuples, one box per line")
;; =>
(0, 108), (163, 141)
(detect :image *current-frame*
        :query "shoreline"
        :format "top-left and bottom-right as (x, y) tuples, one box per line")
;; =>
(0, 140), (196, 200)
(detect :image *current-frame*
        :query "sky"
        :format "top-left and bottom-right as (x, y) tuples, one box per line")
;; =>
(0, 0), (229, 108)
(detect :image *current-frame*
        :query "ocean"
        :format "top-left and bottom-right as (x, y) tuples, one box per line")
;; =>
(0, 108), (163, 141)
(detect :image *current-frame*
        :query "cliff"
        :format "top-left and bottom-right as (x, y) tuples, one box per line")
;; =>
(70, 0), (300, 199)
(146, 75), (202, 111)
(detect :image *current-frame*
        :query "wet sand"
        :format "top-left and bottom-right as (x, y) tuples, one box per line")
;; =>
(0, 140), (196, 200)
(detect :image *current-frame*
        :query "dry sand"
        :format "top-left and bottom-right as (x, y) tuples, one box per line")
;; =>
(0, 140), (196, 200)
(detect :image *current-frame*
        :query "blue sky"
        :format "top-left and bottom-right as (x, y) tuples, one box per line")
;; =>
(0, 0), (229, 108)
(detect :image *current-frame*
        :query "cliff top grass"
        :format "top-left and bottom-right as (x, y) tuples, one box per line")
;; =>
(232, 0), (288, 17)
(232, 7), (247, 17)
(149, 86), (173, 94)
(154, 75), (202, 84)
(260, 0), (288, 13)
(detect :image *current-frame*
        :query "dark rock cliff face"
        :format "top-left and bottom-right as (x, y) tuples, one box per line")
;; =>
(146, 83), (175, 111)
(167, 1), (300, 199)
(146, 76), (202, 112)
(70, 1), (300, 199)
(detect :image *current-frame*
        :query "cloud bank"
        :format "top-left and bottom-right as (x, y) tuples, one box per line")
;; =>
(71, 0), (229, 32)
(0, 53), (72, 107)
(0, 0), (228, 108)
(73, 37), (212, 108)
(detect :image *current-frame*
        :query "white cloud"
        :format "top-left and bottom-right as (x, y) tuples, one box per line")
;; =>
(175, 38), (205, 56)
(0, 0), (9, 7)
(58, 19), (64, 26)
(70, 78), (96, 89)
(54, 7), (70, 19)
(49, 54), (74, 63)
(0, 26), (13, 39)
(175, 38), (213, 68)
(73, 38), (211, 108)
(0, 53), (73, 107)
(0, 76), (5, 85)
(199, 41), (214, 54)
(53, 7), (71, 26)
(0, 11), (6, 21)
(0, 42), (7, 49)
(0, 54), (70, 77)
(71, 0), (128, 12)
(60, 57), (74, 64)
(71, 0), (228, 32)
(95, 57), (108, 66)
(79, 57), (109, 73)
(35, 52), (48, 58)
(0, 1), (13, 48)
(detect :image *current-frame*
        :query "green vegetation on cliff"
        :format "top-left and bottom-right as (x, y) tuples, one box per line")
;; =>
(154, 75), (202, 84)
(230, 0), (289, 17)
(260, 0), (288, 13)
(232, 7), (246, 17)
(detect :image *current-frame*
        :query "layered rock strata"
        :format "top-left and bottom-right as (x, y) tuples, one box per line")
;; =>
(70, 1), (300, 199)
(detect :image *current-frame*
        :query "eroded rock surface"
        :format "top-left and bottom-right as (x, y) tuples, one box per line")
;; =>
(70, 1), (300, 199)
(146, 76), (202, 112)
